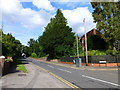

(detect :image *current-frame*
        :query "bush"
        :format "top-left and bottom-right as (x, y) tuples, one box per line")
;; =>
(105, 49), (113, 55)
(31, 52), (37, 58)
(5, 59), (13, 62)
(80, 50), (106, 56)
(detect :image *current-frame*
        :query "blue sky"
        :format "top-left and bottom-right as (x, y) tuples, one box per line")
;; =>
(0, 0), (96, 46)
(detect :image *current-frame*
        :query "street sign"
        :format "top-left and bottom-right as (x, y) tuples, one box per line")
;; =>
(99, 61), (107, 64)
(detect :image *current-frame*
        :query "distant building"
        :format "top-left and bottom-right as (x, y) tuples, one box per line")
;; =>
(80, 28), (100, 51)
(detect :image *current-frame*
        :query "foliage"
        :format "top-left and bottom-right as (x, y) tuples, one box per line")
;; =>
(87, 35), (106, 50)
(91, 2), (120, 50)
(80, 50), (106, 56)
(5, 59), (13, 62)
(22, 45), (30, 57)
(27, 38), (46, 58)
(105, 49), (113, 55)
(39, 9), (75, 59)
(1, 30), (22, 59)
(17, 64), (27, 73)
(105, 48), (118, 55)
(31, 52), (37, 58)
(72, 36), (83, 57)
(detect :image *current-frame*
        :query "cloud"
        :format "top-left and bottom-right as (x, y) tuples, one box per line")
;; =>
(32, 0), (55, 11)
(62, 7), (96, 36)
(0, 0), (52, 29)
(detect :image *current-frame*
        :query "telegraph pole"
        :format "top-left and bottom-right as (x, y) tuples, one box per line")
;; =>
(75, 34), (80, 67)
(76, 34), (79, 59)
(83, 18), (88, 66)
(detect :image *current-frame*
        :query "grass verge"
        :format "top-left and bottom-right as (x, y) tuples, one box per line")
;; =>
(17, 64), (27, 73)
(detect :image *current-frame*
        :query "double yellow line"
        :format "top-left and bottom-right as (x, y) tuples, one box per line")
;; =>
(31, 62), (81, 89)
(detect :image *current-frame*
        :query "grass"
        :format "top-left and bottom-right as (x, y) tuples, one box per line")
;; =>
(17, 64), (27, 73)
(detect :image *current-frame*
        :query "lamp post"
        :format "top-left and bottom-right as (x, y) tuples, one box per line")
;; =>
(83, 18), (88, 66)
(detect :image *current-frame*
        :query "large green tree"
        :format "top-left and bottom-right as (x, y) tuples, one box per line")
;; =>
(91, 2), (120, 50)
(39, 9), (75, 59)
(1, 31), (22, 59)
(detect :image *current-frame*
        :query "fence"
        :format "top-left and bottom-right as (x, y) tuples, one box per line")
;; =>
(60, 55), (120, 63)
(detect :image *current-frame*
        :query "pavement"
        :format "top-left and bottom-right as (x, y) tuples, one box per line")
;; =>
(28, 58), (119, 89)
(0, 60), (70, 88)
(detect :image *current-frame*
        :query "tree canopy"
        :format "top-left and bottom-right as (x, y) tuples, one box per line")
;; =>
(1, 30), (22, 59)
(87, 35), (106, 50)
(39, 9), (75, 59)
(91, 2), (120, 50)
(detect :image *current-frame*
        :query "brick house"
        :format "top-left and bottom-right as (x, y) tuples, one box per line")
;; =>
(80, 28), (100, 51)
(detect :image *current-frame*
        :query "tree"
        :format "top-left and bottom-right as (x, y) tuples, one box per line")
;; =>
(91, 2), (120, 50)
(72, 36), (83, 57)
(28, 39), (38, 55)
(27, 38), (46, 57)
(87, 35), (106, 50)
(40, 9), (75, 59)
(22, 45), (30, 57)
(2, 32), (22, 59)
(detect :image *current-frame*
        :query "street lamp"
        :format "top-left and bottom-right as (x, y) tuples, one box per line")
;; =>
(83, 18), (88, 66)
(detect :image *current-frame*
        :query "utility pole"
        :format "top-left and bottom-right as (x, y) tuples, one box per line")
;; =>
(75, 34), (81, 67)
(83, 18), (88, 66)
(76, 34), (79, 59)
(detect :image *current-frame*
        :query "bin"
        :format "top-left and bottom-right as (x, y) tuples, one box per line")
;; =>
(75, 58), (82, 67)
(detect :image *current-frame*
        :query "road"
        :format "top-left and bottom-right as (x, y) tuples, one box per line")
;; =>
(26, 58), (119, 90)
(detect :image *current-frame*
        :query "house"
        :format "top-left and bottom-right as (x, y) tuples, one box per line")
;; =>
(80, 28), (100, 50)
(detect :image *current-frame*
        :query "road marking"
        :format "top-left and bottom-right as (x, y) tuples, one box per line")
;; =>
(58, 68), (72, 73)
(29, 58), (118, 71)
(82, 75), (120, 87)
(30, 62), (80, 89)
(47, 65), (54, 68)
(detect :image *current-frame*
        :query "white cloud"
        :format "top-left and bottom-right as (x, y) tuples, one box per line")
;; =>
(0, 0), (52, 29)
(0, 0), (96, 45)
(32, 0), (55, 11)
(62, 7), (96, 36)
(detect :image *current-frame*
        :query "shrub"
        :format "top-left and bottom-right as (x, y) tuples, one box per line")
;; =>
(105, 49), (113, 55)
(31, 52), (37, 58)
(80, 50), (106, 56)
(5, 59), (13, 62)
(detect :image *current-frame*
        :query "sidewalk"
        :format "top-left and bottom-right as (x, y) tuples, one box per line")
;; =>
(31, 58), (119, 71)
(1, 62), (70, 88)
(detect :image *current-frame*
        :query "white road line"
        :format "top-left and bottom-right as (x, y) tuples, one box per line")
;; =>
(47, 65), (54, 68)
(82, 75), (120, 87)
(58, 68), (72, 73)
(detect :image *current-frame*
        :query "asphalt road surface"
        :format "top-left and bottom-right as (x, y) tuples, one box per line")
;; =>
(26, 58), (119, 90)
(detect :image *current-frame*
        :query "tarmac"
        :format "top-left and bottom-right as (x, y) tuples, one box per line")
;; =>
(0, 62), (70, 88)
(31, 58), (119, 71)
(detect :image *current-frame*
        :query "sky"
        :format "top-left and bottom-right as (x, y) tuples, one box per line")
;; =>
(0, 0), (96, 46)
